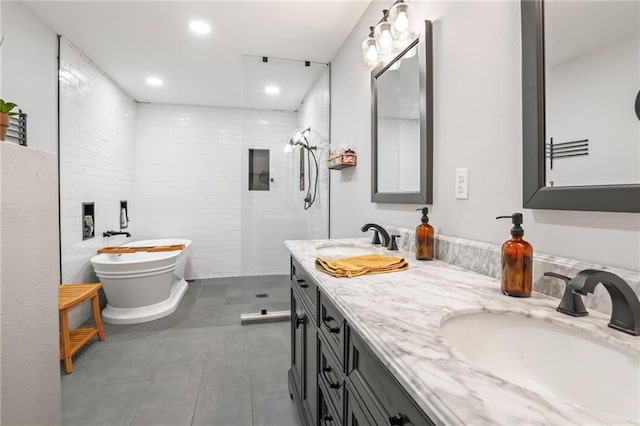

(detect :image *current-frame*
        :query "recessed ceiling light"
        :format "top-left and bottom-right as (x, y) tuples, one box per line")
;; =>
(189, 21), (211, 35)
(146, 77), (163, 87)
(265, 85), (280, 95)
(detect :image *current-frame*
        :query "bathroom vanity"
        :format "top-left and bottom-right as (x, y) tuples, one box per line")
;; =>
(286, 239), (640, 425)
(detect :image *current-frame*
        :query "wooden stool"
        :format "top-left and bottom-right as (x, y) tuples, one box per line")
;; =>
(59, 283), (105, 373)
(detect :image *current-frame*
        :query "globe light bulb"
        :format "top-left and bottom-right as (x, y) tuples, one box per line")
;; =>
(361, 36), (379, 69)
(374, 18), (393, 55)
(366, 44), (378, 62)
(389, 2), (414, 41)
(379, 29), (393, 48)
(394, 11), (409, 33)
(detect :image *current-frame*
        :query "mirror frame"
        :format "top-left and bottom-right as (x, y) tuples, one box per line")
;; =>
(371, 20), (433, 204)
(521, 0), (640, 213)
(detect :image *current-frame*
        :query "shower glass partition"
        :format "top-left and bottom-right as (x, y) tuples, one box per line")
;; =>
(240, 56), (330, 276)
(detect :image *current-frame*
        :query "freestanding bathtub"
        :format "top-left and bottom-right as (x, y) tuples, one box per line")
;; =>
(90, 239), (192, 324)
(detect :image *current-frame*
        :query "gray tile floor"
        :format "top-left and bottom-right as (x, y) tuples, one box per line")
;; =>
(61, 275), (300, 426)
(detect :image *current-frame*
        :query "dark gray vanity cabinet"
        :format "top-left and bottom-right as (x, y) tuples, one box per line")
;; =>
(289, 258), (318, 426)
(347, 329), (435, 426)
(289, 256), (434, 426)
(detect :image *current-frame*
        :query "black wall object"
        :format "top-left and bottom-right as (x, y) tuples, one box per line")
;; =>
(248, 149), (270, 191)
(5, 110), (27, 146)
(635, 90), (640, 121)
(82, 202), (95, 240)
(521, 0), (640, 213)
(120, 200), (128, 229)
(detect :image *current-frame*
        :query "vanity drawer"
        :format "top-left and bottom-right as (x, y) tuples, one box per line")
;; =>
(319, 292), (346, 367)
(345, 379), (376, 426)
(347, 328), (434, 426)
(318, 334), (344, 421)
(320, 382), (343, 426)
(291, 257), (317, 317)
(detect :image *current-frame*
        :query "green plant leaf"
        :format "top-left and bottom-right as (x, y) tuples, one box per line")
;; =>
(0, 100), (18, 114)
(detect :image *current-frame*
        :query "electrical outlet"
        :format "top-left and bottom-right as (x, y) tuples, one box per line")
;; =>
(456, 168), (469, 199)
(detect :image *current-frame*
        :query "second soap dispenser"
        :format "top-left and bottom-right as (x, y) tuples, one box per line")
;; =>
(415, 207), (434, 260)
(496, 213), (533, 297)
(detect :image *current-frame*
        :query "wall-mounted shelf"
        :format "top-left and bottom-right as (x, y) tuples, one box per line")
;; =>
(120, 200), (128, 229)
(327, 152), (356, 170)
(82, 202), (94, 240)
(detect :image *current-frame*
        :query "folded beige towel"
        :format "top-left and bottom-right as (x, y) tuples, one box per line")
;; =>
(315, 254), (409, 278)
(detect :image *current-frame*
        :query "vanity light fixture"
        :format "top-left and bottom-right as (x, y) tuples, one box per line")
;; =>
(388, 0), (414, 41)
(374, 11), (394, 55)
(189, 21), (211, 35)
(361, 27), (379, 69)
(146, 77), (163, 86)
(265, 85), (280, 95)
(361, 0), (416, 69)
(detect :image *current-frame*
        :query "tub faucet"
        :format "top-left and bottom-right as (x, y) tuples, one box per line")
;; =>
(567, 269), (640, 336)
(103, 230), (131, 238)
(361, 223), (390, 247)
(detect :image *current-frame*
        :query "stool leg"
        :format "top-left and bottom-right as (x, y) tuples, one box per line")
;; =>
(92, 294), (105, 341)
(60, 311), (73, 374)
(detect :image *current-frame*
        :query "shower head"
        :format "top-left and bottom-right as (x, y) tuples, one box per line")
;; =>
(287, 127), (316, 150)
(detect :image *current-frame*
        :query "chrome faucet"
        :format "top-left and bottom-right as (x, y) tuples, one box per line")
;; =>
(567, 269), (640, 336)
(361, 223), (390, 247)
(103, 230), (131, 238)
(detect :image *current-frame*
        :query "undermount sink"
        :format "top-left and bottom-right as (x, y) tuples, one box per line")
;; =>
(440, 312), (640, 423)
(315, 244), (375, 257)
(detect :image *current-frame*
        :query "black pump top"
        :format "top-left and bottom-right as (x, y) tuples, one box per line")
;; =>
(416, 207), (429, 223)
(496, 213), (524, 237)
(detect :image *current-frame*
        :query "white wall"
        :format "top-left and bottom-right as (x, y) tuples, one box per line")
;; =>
(59, 40), (137, 325)
(1, 144), (61, 426)
(0, 4), (61, 424)
(0, 1), (57, 153)
(330, 1), (640, 271)
(546, 35), (640, 186)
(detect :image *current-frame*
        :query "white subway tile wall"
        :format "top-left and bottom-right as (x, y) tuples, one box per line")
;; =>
(135, 101), (330, 278)
(60, 50), (331, 323)
(59, 41), (137, 326)
(377, 117), (421, 192)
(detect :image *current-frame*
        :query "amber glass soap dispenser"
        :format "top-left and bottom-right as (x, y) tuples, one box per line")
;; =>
(415, 207), (434, 260)
(496, 213), (533, 297)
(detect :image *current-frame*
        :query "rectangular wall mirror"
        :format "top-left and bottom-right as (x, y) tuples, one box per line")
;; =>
(371, 20), (433, 204)
(521, 0), (640, 212)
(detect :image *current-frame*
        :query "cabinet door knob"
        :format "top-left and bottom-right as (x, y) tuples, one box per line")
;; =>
(295, 312), (305, 328)
(322, 414), (334, 425)
(297, 278), (309, 288)
(388, 413), (407, 426)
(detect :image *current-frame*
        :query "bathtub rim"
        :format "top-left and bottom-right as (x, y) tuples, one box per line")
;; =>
(90, 238), (192, 266)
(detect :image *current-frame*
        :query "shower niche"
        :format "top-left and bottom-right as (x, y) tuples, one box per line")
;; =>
(82, 202), (95, 240)
(248, 149), (271, 191)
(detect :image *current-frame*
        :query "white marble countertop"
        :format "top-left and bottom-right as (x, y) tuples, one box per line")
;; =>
(285, 238), (640, 425)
